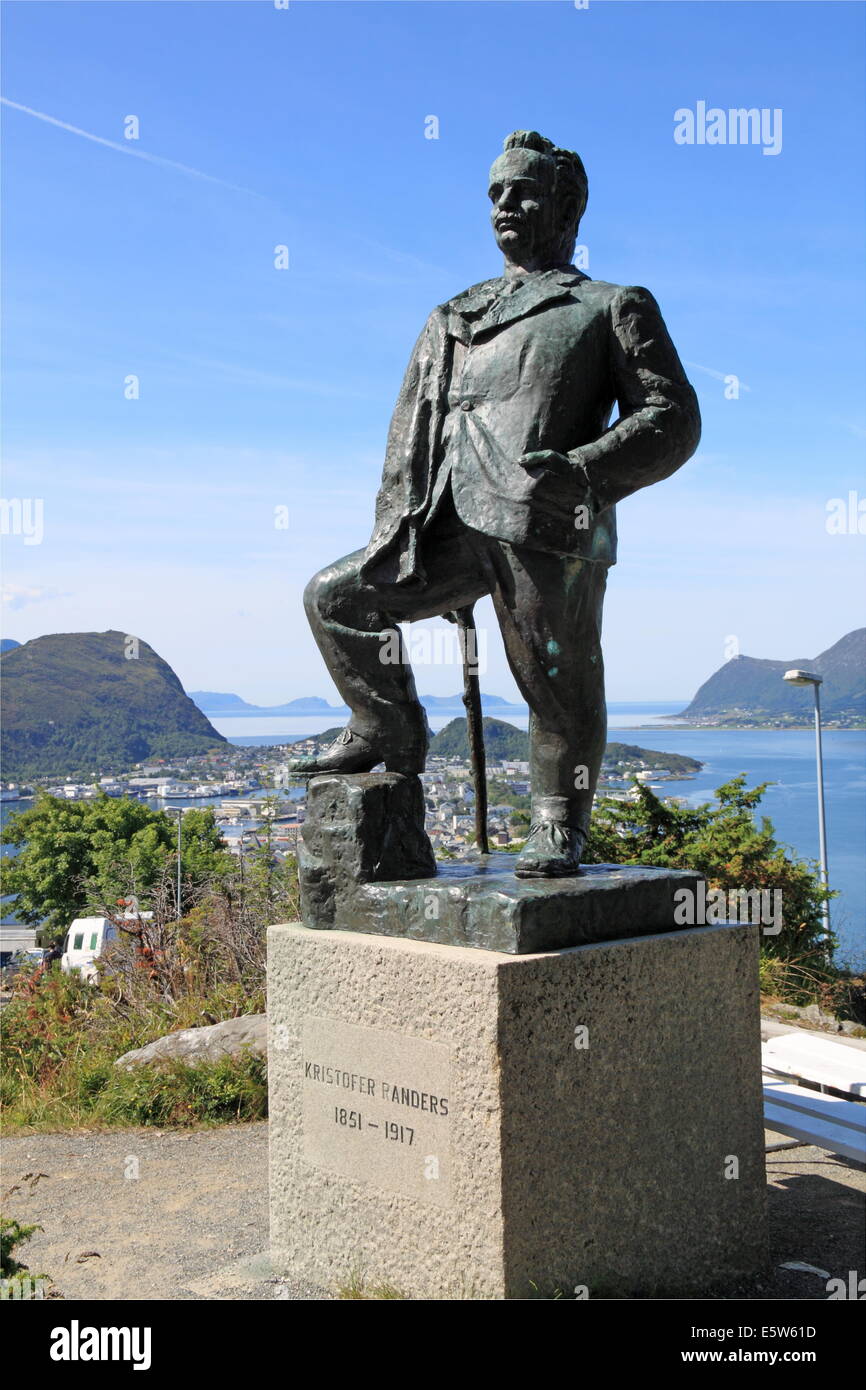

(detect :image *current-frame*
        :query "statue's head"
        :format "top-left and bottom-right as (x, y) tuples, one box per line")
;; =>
(488, 130), (588, 269)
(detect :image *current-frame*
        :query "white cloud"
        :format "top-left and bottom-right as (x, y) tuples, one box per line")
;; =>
(1, 583), (68, 612)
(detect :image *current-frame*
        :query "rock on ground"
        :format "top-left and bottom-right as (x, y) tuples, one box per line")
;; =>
(114, 1014), (267, 1070)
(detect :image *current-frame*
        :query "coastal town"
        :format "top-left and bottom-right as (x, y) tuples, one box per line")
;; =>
(0, 723), (701, 864)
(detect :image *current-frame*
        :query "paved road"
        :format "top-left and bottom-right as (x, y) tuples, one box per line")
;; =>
(1, 1123), (862, 1300)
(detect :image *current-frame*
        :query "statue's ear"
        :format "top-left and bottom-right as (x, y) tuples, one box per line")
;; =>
(558, 192), (578, 233)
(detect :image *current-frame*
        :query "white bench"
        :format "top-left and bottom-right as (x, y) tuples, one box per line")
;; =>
(763, 1077), (866, 1165)
(761, 1033), (866, 1165)
(763, 1032), (866, 1097)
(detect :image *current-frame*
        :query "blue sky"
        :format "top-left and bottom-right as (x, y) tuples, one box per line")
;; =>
(2, 0), (864, 703)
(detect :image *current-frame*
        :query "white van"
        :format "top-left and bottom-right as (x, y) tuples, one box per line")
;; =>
(61, 917), (119, 983)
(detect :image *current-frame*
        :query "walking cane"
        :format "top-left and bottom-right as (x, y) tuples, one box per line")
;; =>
(451, 605), (489, 855)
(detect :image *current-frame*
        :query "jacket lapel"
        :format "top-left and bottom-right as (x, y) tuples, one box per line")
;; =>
(449, 270), (588, 343)
(444, 278), (503, 344)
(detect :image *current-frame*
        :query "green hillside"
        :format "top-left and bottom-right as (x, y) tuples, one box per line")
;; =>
(1, 630), (227, 777)
(429, 719), (701, 775)
(431, 716), (529, 761)
(680, 630), (865, 722)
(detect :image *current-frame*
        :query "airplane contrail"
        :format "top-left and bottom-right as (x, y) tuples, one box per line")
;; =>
(684, 360), (751, 393)
(0, 97), (265, 198)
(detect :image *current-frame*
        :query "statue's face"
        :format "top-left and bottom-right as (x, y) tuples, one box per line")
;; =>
(488, 148), (560, 265)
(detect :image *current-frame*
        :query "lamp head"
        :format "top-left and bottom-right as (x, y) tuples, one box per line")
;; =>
(783, 669), (823, 686)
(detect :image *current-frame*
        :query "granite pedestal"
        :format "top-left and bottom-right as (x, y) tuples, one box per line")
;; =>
(268, 917), (768, 1299)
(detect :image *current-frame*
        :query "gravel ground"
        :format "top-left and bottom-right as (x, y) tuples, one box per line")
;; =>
(0, 1124), (327, 1301)
(1, 1123), (862, 1301)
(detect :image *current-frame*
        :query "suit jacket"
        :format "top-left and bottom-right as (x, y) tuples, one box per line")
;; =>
(362, 268), (700, 583)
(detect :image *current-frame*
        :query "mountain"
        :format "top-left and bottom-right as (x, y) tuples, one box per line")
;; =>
(187, 691), (259, 712)
(428, 720), (701, 775)
(431, 717), (530, 760)
(0, 639), (21, 653)
(679, 630), (866, 722)
(1, 631), (227, 777)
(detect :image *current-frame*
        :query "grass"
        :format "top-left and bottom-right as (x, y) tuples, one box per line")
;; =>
(337, 1268), (408, 1300)
(758, 952), (865, 1022)
(1, 967), (267, 1133)
(2, 1053), (268, 1132)
(0, 1215), (54, 1299)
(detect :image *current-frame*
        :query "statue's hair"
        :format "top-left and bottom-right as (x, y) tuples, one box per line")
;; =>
(502, 130), (588, 234)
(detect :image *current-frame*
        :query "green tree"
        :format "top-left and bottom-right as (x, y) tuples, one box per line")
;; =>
(1, 793), (233, 932)
(585, 776), (833, 963)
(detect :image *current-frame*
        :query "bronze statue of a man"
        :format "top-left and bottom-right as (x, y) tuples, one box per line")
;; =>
(291, 130), (700, 877)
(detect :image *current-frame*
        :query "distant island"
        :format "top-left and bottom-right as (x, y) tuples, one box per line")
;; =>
(675, 629), (864, 728)
(188, 690), (525, 716)
(187, 691), (337, 715)
(1, 631), (226, 777)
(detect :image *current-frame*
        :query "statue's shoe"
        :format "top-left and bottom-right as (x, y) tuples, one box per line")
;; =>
(285, 727), (382, 777)
(514, 820), (585, 878)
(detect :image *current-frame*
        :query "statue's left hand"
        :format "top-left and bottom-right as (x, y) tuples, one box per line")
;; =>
(517, 455), (586, 483)
(517, 449), (571, 473)
(517, 451), (593, 494)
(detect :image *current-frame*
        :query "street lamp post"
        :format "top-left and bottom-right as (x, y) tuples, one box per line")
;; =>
(167, 807), (184, 921)
(783, 669), (831, 944)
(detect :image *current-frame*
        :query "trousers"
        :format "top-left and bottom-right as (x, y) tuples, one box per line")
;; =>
(303, 486), (608, 826)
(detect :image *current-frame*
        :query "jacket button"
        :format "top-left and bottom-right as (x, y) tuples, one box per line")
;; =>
(460, 400), (473, 411)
